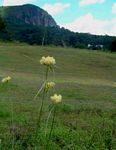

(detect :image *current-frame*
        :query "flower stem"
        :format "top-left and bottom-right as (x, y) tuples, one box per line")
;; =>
(37, 90), (45, 127)
(46, 106), (56, 149)
(11, 99), (14, 150)
(49, 106), (56, 139)
(34, 81), (46, 100)
(45, 66), (49, 80)
(35, 66), (49, 146)
(45, 106), (54, 137)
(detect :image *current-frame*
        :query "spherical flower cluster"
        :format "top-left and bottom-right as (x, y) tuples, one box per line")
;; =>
(51, 94), (62, 103)
(40, 56), (56, 66)
(45, 82), (55, 89)
(1, 76), (11, 83)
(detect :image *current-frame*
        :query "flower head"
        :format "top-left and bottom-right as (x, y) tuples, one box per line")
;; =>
(45, 82), (55, 89)
(1, 76), (11, 83)
(51, 94), (62, 103)
(40, 56), (56, 66)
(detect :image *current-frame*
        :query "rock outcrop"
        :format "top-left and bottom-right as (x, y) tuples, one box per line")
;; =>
(0, 4), (57, 27)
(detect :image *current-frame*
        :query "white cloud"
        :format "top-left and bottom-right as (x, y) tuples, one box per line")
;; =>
(43, 3), (70, 15)
(61, 13), (116, 36)
(112, 3), (116, 14)
(3, 0), (35, 6)
(79, 0), (105, 6)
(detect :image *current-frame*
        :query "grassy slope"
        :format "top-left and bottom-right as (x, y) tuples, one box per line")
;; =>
(0, 43), (116, 149)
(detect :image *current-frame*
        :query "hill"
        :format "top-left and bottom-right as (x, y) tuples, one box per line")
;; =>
(0, 43), (116, 149)
(0, 4), (116, 50)
(0, 4), (57, 27)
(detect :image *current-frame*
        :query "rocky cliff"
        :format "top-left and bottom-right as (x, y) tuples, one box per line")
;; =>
(0, 4), (57, 27)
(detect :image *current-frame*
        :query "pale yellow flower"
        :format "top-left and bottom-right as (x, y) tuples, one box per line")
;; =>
(1, 76), (11, 83)
(45, 82), (55, 89)
(51, 94), (62, 103)
(6, 76), (11, 81)
(1, 78), (7, 83)
(40, 56), (56, 66)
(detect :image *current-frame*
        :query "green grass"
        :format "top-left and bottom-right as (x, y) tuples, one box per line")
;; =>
(0, 43), (116, 149)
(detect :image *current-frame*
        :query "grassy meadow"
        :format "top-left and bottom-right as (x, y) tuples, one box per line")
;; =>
(0, 43), (116, 149)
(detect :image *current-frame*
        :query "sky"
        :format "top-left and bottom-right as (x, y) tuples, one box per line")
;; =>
(0, 0), (116, 36)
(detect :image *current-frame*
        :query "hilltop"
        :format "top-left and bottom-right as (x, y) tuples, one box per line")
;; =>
(0, 4), (57, 27)
(0, 4), (116, 50)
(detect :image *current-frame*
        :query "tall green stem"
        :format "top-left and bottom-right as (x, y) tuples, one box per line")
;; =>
(49, 106), (56, 139)
(45, 66), (49, 80)
(46, 106), (56, 149)
(11, 100), (14, 150)
(35, 66), (49, 146)
(36, 88), (46, 130)
(45, 106), (54, 137)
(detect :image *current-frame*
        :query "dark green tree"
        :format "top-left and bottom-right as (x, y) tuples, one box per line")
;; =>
(0, 16), (5, 31)
(110, 40), (116, 52)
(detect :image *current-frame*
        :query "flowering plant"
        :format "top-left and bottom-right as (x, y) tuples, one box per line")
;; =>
(35, 56), (62, 148)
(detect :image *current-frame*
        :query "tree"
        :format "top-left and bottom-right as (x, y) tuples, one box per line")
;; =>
(0, 17), (5, 31)
(110, 40), (116, 52)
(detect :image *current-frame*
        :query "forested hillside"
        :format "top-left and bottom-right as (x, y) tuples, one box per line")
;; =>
(0, 4), (116, 51)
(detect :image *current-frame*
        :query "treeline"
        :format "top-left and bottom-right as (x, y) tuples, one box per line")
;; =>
(0, 18), (116, 51)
